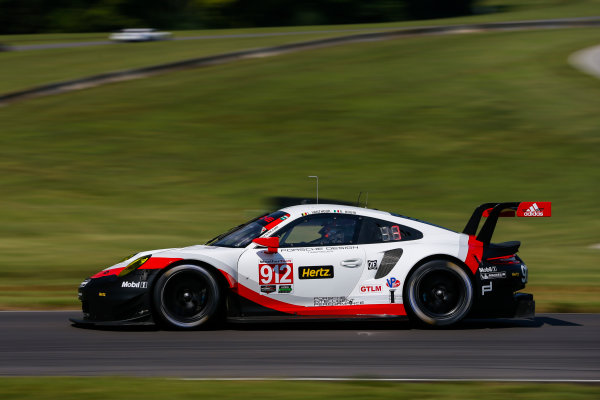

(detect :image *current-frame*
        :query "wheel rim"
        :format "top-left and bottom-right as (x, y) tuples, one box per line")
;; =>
(161, 270), (213, 323)
(415, 268), (464, 317)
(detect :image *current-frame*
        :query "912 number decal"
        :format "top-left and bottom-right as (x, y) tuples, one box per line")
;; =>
(259, 262), (294, 285)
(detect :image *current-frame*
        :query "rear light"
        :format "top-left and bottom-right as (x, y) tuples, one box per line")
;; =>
(486, 254), (520, 264)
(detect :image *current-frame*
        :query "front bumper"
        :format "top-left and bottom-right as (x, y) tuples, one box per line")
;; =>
(74, 269), (160, 325)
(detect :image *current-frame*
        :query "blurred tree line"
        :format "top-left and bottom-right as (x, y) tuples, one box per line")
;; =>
(0, 0), (474, 34)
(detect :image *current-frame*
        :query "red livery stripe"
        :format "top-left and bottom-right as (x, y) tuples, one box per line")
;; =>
(139, 257), (182, 270)
(465, 235), (483, 274)
(219, 270), (406, 316)
(90, 257), (182, 278)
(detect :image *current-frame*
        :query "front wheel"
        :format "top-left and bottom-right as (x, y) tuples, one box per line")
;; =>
(404, 260), (473, 327)
(153, 264), (221, 329)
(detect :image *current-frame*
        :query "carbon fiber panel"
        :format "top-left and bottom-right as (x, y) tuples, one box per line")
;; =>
(375, 248), (403, 279)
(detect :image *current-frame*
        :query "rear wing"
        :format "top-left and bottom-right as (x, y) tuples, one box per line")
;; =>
(463, 202), (551, 244)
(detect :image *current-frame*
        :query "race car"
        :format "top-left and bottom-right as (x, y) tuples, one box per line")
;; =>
(70, 201), (551, 329)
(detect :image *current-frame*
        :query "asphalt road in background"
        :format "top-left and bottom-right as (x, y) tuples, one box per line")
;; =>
(8, 27), (397, 51)
(0, 312), (598, 380)
(8, 17), (600, 51)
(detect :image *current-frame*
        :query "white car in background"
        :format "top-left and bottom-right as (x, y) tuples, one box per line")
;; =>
(109, 28), (172, 42)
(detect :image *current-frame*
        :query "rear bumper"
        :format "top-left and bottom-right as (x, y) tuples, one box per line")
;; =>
(513, 292), (535, 319)
(471, 292), (535, 319)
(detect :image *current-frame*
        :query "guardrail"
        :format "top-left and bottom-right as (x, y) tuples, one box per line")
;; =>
(2, 17), (599, 105)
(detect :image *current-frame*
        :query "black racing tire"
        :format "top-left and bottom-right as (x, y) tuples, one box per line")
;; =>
(404, 259), (473, 327)
(153, 264), (221, 329)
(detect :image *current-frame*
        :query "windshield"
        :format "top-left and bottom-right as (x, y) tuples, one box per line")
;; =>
(207, 211), (290, 248)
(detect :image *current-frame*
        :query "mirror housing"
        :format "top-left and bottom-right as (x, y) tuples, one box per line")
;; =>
(252, 237), (279, 254)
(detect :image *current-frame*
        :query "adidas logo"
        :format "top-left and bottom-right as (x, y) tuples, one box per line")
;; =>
(524, 202), (544, 217)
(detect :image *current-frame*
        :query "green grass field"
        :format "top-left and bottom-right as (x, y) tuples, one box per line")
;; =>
(0, 379), (598, 400)
(0, 15), (599, 309)
(0, 32), (357, 94)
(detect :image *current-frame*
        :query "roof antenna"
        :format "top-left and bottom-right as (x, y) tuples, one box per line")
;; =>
(365, 192), (368, 208)
(308, 176), (319, 204)
(357, 192), (362, 207)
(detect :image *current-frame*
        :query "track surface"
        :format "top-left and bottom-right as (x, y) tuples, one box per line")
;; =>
(8, 27), (399, 51)
(0, 312), (598, 379)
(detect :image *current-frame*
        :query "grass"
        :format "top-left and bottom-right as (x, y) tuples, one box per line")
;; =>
(0, 26), (599, 310)
(0, 379), (599, 400)
(0, 32), (353, 94)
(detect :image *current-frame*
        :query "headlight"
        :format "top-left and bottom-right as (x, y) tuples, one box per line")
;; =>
(79, 278), (91, 288)
(118, 255), (151, 277)
(119, 252), (139, 263)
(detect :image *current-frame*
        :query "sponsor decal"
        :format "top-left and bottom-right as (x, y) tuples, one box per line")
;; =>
(280, 247), (324, 253)
(517, 202), (551, 217)
(367, 260), (378, 270)
(512, 272), (520, 277)
(259, 260), (293, 285)
(480, 271), (506, 280)
(360, 285), (382, 293)
(521, 264), (528, 283)
(262, 213), (291, 231)
(79, 279), (90, 288)
(310, 210), (331, 214)
(121, 281), (148, 289)
(481, 282), (493, 295)
(478, 266), (497, 273)
(279, 245), (359, 253)
(260, 285), (276, 294)
(344, 210), (357, 215)
(98, 292), (106, 297)
(386, 277), (401, 288)
(328, 245), (359, 251)
(299, 265), (334, 279)
(314, 297), (363, 306)
(278, 284), (293, 294)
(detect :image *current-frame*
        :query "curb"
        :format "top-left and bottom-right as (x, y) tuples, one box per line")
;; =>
(569, 44), (600, 80)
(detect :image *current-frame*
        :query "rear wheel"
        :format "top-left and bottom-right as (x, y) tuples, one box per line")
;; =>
(405, 260), (473, 327)
(153, 264), (220, 329)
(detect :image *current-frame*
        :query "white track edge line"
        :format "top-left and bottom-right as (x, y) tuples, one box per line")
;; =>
(174, 378), (600, 383)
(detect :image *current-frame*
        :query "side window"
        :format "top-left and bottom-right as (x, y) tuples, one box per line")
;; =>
(276, 214), (359, 247)
(358, 217), (423, 244)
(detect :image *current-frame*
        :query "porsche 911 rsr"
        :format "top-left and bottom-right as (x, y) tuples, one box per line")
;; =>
(70, 201), (551, 329)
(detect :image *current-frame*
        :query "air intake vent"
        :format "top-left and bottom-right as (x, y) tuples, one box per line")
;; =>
(375, 248), (403, 279)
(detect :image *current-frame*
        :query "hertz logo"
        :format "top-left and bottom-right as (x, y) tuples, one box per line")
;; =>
(299, 266), (334, 279)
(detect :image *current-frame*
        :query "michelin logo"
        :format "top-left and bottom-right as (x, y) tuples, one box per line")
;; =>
(122, 281), (148, 289)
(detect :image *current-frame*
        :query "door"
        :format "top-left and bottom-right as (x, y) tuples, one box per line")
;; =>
(237, 213), (365, 314)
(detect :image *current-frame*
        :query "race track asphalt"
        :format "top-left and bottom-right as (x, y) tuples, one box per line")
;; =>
(0, 311), (598, 380)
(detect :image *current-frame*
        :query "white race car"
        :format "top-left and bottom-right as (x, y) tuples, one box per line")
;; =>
(71, 201), (550, 329)
(109, 28), (172, 42)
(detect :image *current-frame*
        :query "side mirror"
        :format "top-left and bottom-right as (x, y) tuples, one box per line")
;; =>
(252, 237), (279, 254)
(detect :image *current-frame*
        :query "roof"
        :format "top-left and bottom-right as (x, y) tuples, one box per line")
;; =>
(280, 203), (391, 217)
